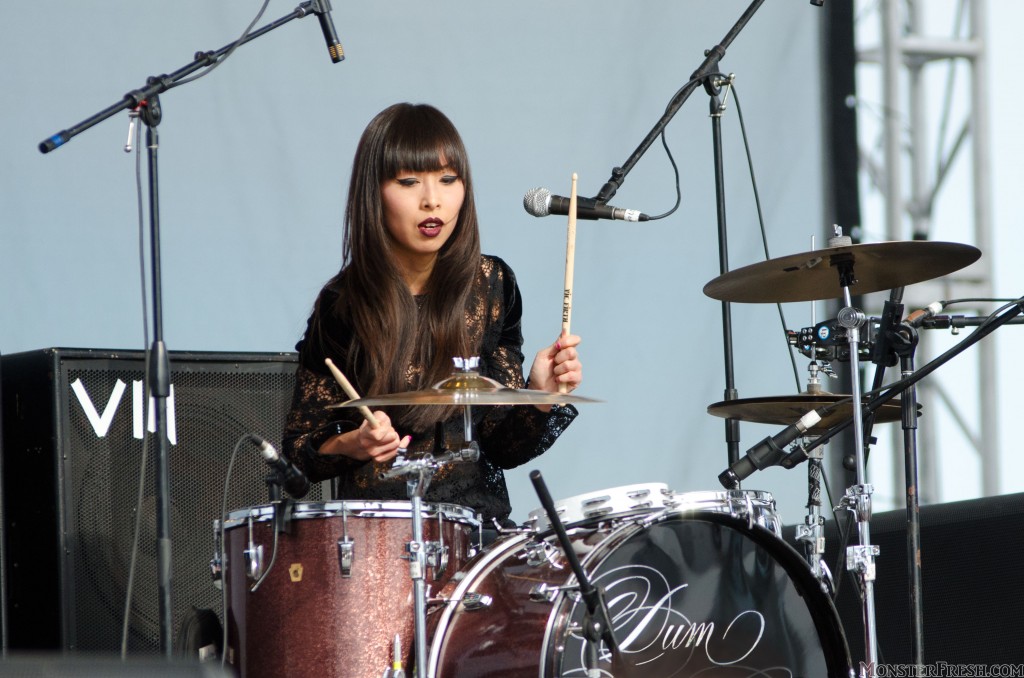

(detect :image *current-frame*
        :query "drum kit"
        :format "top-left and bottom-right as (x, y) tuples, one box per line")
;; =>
(208, 233), (1020, 677)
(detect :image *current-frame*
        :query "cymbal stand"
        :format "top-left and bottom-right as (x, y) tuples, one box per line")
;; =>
(830, 230), (879, 676)
(788, 360), (833, 591)
(794, 434), (835, 593)
(380, 405), (479, 677)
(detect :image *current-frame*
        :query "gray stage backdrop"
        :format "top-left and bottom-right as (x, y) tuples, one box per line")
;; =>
(1, 2), (828, 526)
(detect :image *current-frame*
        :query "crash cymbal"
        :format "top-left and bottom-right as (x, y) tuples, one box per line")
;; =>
(707, 394), (909, 433)
(329, 366), (599, 408)
(330, 370), (599, 407)
(332, 388), (599, 407)
(703, 240), (980, 303)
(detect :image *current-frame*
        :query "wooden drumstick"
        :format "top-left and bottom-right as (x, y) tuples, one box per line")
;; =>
(559, 173), (578, 394)
(324, 358), (380, 429)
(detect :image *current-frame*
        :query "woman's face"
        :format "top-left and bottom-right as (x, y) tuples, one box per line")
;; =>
(380, 167), (465, 265)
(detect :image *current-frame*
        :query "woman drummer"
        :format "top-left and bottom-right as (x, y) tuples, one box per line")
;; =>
(282, 102), (582, 527)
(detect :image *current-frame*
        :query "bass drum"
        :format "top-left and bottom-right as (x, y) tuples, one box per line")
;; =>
(428, 489), (851, 677)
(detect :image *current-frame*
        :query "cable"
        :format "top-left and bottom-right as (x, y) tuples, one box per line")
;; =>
(120, 116), (150, 658)
(169, 0), (272, 90)
(731, 85), (802, 392)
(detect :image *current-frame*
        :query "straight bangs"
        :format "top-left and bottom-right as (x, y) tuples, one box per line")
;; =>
(379, 107), (470, 181)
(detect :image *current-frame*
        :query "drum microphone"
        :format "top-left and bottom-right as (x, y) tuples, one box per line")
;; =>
(903, 300), (945, 329)
(302, 0), (345, 63)
(718, 410), (822, 489)
(523, 187), (649, 222)
(250, 435), (311, 499)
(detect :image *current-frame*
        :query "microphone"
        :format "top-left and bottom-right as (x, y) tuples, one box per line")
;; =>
(523, 187), (649, 222)
(250, 435), (310, 498)
(308, 0), (345, 63)
(903, 301), (945, 329)
(718, 410), (822, 489)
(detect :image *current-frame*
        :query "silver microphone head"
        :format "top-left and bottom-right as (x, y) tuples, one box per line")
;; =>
(523, 187), (552, 217)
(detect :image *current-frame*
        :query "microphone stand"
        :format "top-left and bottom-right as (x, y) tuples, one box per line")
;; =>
(37, 2), (339, 656)
(530, 470), (618, 676)
(893, 324), (924, 668)
(589, 0), (770, 470)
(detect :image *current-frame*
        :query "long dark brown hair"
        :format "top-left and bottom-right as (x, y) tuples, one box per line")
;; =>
(313, 103), (482, 430)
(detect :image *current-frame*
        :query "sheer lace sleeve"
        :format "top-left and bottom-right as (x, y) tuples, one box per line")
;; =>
(474, 256), (578, 469)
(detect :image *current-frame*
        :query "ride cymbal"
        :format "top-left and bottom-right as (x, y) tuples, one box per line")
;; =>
(707, 394), (909, 434)
(703, 240), (980, 303)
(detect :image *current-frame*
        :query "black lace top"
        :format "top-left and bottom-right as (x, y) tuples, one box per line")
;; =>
(282, 254), (577, 524)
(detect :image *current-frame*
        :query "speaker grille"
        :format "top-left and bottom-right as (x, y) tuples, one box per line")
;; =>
(2, 349), (325, 653)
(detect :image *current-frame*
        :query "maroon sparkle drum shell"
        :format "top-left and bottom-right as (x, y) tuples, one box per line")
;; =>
(220, 500), (478, 678)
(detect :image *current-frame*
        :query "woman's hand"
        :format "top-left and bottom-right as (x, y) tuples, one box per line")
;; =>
(528, 333), (583, 400)
(319, 410), (405, 463)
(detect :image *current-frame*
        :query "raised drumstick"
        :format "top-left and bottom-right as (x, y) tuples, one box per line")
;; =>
(559, 173), (578, 394)
(324, 358), (380, 429)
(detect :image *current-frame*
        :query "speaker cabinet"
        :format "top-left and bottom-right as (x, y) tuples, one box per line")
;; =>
(0, 656), (232, 677)
(0, 348), (326, 653)
(786, 492), (1024, 666)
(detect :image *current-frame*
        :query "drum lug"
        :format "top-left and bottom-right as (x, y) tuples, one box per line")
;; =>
(244, 543), (264, 581)
(460, 592), (493, 611)
(209, 555), (223, 590)
(338, 538), (355, 578)
(338, 505), (355, 578)
(528, 582), (563, 603)
(244, 516), (264, 581)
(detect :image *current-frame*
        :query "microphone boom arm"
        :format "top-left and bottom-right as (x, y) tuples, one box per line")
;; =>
(39, 1), (330, 153)
(594, 0), (766, 202)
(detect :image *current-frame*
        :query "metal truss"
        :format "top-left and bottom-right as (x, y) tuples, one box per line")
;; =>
(853, 0), (996, 504)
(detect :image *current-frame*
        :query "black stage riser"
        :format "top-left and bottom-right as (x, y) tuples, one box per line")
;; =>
(0, 348), (326, 653)
(785, 491), (1024, 666)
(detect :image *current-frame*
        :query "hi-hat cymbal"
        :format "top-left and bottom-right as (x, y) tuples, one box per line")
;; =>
(707, 394), (910, 433)
(703, 240), (980, 303)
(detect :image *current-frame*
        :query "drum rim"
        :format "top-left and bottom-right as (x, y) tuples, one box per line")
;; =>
(671, 488), (777, 505)
(220, 499), (481, 530)
(526, 482), (675, 531)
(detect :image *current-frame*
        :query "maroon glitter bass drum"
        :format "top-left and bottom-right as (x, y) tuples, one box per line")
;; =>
(427, 486), (852, 677)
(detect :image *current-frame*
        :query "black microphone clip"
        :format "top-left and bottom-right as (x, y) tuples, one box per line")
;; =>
(251, 435), (311, 499)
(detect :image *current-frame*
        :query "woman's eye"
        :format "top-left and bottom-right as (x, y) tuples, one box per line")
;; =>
(440, 175), (460, 185)
(396, 178), (418, 187)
